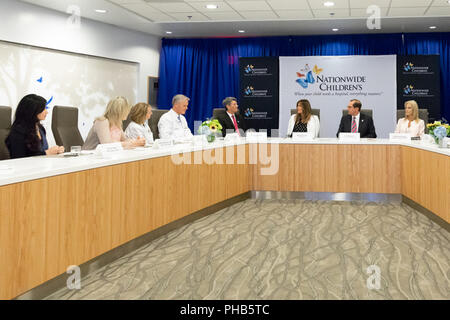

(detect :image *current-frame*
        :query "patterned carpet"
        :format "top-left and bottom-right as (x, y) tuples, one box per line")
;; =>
(45, 199), (450, 300)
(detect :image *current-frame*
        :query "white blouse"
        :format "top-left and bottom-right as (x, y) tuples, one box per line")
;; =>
(125, 121), (154, 143)
(286, 114), (320, 138)
(394, 118), (425, 137)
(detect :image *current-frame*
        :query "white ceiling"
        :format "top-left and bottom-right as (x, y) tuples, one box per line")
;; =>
(19, 0), (450, 37)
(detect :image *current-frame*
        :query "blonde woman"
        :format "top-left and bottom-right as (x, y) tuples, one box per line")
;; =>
(125, 103), (153, 144)
(395, 100), (425, 137)
(287, 99), (320, 138)
(82, 96), (145, 150)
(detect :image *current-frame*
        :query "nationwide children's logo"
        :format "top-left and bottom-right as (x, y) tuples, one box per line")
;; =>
(244, 107), (254, 117)
(295, 64), (323, 88)
(244, 65), (254, 74)
(244, 86), (254, 95)
(403, 62), (414, 72)
(403, 85), (413, 95)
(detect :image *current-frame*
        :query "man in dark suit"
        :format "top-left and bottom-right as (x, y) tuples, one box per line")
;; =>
(215, 97), (247, 137)
(336, 99), (377, 138)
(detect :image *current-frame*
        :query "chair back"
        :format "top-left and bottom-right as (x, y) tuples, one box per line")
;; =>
(397, 108), (429, 134)
(149, 109), (168, 139)
(0, 106), (12, 160)
(342, 109), (373, 118)
(51, 106), (84, 151)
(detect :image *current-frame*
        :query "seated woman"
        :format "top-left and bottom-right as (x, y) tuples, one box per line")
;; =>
(395, 100), (425, 137)
(124, 103), (153, 144)
(287, 99), (320, 138)
(82, 96), (145, 150)
(6, 94), (64, 159)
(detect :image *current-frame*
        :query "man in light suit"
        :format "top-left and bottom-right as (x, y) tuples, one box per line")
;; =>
(158, 94), (193, 141)
(215, 97), (247, 137)
(336, 99), (377, 138)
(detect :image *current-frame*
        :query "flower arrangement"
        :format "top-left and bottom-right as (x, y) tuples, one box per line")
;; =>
(427, 121), (450, 145)
(198, 119), (222, 142)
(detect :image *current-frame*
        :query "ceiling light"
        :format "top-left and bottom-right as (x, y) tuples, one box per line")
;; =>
(95, 9), (107, 13)
(166, 31), (172, 34)
(323, 1), (335, 7)
(332, 28), (339, 31)
(238, 30), (245, 33)
(429, 26), (437, 29)
(206, 4), (219, 9)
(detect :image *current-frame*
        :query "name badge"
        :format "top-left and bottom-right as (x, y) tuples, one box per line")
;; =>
(153, 139), (173, 149)
(389, 133), (411, 142)
(292, 132), (314, 141)
(246, 131), (267, 142)
(339, 132), (360, 141)
(95, 142), (123, 156)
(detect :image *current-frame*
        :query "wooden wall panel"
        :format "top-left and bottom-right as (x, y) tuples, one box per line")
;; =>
(401, 146), (449, 223)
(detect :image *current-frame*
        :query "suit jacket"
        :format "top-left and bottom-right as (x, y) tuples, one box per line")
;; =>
(215, 112), (247, 137)
(336, 113), (377, 138)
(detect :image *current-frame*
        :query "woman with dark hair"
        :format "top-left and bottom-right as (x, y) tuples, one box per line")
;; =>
(5, 94), (64, 159)
(287, 99), (320, 138)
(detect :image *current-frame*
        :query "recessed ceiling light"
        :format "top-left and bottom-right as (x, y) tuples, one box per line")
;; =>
(332, 28), (339, 32)
(238, 30), (245, 33)
(166, 31), (172, 34)
(95, 9), (107, 13)
(429, 26), (437, 29)
(323, 1), (335, 7)
(206, 4), (219, 9)
(447, 0), (450, 4)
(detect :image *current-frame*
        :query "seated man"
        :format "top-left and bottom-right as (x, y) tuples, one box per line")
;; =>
(158, 94), (193, 141)
(336, 99), (377, 138)
(215, 97), (247, 137)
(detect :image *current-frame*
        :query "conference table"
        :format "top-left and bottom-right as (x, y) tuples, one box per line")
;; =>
(0, 138), (449, 300)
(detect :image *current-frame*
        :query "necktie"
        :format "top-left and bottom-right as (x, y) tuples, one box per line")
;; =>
(351, 116), (357, 133)
(232, 114), (240, 136)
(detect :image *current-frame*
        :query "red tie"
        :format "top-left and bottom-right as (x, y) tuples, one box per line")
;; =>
(232, 114), (240, 136)
(351, 117), (357, 133)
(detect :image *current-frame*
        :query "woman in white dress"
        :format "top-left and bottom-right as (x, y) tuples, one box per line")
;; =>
(125, 103), (154, 144)
(287, 99), (320, 138)
(395, 100), (425, 137)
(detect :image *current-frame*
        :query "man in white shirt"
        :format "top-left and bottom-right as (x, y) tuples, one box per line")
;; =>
(158, 94), (193, 141)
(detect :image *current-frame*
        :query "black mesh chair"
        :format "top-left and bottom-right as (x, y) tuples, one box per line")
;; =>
(51, 106), (84, 151)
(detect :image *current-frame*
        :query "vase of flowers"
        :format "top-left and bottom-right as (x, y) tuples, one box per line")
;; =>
(198, 119), (222, 143)
(426, 121), (450, 147)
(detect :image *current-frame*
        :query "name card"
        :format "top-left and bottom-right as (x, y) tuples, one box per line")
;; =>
(389, 133), (411, 142)
(95, 142), (123, 156)
(153, 139), (173, 149)
(246, 131), (268, 142)
(192, 135), (207, 146)
(224, 133), (240, 142)
(338, 132), (360, 141)
(292, 132), (314, 141)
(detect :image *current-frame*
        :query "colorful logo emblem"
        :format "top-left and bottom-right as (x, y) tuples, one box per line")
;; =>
(244, 64), (254, 74)
(403, 62), (413, 72)
(244, 108), (254, 117)
(295, 64), (323, 88)
(244, 86), (254, 96)
(403, 85), (413, 95)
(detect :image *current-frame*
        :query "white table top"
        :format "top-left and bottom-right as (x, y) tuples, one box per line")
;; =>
(0, 138), (448, 187)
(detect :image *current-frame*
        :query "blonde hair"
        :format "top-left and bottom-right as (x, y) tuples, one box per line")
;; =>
(404, 100), (419, 123)
(97, 96), (131, 129)
(129, 103), (151, 124)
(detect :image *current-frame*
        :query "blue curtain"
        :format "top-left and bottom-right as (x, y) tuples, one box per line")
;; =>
(158, 33), (449, 131)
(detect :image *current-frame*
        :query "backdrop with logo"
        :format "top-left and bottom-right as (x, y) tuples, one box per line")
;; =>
(279, 55), (397, 138)
(239, 57), (279, 135)
(397, 55), (441, 122)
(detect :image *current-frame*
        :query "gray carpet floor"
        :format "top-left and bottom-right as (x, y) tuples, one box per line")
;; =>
(45, 199), (450, 300)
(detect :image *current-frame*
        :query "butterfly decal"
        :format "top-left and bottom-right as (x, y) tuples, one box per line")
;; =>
(37, 77), (43, 83)
(313, 65), (323, 75)
(296, 72), (305, 78)
(295, 70), (315, 88)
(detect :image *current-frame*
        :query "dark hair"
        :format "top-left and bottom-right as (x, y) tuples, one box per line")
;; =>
(222, 97), (237, 110)
(10, 94), (47, 152)
(350, 99), (362, 111)
(295, 99), (312, 124)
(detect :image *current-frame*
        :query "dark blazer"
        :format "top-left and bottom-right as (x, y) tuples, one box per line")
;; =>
(5, 124), (47, 159)
(336, 113), (377, 138)
(215, 112), (247, 137)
